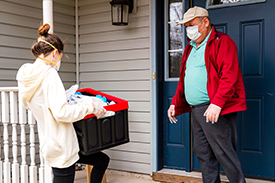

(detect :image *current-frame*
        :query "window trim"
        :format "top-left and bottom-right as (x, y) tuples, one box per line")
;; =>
(165, 0), (185, 81)
(206, 0), (266, 9)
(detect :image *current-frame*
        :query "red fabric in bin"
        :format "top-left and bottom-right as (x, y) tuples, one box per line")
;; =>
(77, 88), (129, 119)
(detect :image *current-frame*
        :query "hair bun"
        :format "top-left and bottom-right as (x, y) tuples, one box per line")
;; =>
(38, 24), (50, 36)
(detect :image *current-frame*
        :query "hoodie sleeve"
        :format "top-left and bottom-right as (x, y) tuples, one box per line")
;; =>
(21, 99), (30, 110)
(44, 70), (95, 123)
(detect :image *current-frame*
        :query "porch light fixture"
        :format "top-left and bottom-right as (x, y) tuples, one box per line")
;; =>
(110, 0), (137, 26)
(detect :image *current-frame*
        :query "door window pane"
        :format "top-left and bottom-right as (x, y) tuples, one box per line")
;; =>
(169, 0), (183, 22)
(208, 0), (266, 8)
(169, 24), (183, 50)
(211, 0), (251, 5)
(169, 51), (182, 78)
(168, 0), (183, 79)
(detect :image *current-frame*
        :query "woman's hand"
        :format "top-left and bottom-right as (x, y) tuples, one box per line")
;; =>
(204, 104), (221, 124)
(95, 107), (106, 119)
(92, 102), (107, 119)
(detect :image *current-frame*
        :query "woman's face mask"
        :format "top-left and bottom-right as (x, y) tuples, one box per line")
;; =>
(54, 52), (61, 71)
(54, 60), (61, 71)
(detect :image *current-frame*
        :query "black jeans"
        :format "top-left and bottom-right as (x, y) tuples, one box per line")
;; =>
(191, 102), (246, 183)
(52, 152), (110, 183)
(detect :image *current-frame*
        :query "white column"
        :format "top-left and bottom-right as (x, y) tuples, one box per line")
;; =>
(43, 0), (53, 34)
(43, 1), (55, 181)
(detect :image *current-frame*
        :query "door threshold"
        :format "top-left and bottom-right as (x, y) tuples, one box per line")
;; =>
(153, 169), (274, 183)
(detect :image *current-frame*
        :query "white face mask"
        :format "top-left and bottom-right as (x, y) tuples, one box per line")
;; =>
(54, 61), (61, 71)
(37, 57), (61, 71)
(186, 24), (205, 41)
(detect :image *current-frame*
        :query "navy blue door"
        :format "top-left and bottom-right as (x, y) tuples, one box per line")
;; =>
(191, 0), (275, 179)
(164, 83), (190, 170)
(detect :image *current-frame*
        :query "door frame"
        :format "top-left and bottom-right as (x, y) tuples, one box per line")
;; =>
(151, 0), (166, 172)
(151, 0), (158, 173)
(151, 0), (192, 173)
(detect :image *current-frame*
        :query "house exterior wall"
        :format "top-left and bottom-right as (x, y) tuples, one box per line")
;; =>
(78, 0), (152, 174)
(0, 0), (76, 89)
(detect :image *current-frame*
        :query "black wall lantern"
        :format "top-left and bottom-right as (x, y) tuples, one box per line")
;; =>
(110, 0), (135, 26)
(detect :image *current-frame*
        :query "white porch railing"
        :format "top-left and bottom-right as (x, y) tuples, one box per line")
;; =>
(0, 87), (52, 183)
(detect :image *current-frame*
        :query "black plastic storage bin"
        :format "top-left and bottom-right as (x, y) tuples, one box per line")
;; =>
(73, 88), (129, 155)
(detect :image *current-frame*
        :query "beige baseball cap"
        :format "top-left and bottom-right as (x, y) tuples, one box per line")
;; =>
(177, 6), (208, 25)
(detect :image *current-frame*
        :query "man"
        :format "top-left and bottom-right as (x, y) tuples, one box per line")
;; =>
(167, 6), (247, 183)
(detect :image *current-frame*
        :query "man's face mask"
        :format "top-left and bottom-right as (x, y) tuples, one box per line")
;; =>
(186, 21), (206, 41)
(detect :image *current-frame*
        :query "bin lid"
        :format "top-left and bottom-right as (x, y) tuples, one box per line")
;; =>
(77, 88), (129, 119)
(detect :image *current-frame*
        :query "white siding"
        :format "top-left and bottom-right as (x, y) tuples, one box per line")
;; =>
(79, 0), (152, 174)
(53, 0), (76, 88)
(0, 0), (76, 89)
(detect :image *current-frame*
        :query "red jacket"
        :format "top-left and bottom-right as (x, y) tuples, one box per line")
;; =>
(171, 26), (247, 116)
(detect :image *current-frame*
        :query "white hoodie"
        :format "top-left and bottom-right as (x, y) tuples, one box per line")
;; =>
(16, 59), (94, 168)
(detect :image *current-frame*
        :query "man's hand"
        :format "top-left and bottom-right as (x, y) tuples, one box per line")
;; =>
(168, 105), (178, 124)
(204, 104), (221, 124)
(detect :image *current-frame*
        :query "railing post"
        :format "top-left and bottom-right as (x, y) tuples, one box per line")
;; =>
(2, 91), (11, 183)
(28, 110), (37, 183)
(39, 152), (44, 183)
(0, 137), (2, 183)
(18, 93), (28, 183)
(0, 94), (3, 183)
(0, 87), (48, 183)
(10, 91), (19, 183)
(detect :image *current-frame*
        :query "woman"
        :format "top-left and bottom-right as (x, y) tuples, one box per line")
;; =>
(16, 24), (109, 183)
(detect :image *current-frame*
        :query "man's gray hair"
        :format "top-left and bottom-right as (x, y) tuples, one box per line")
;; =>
(199, 16), (211, 23)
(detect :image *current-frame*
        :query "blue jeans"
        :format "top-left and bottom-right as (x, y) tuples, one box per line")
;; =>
(52, 152), (110, 183)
